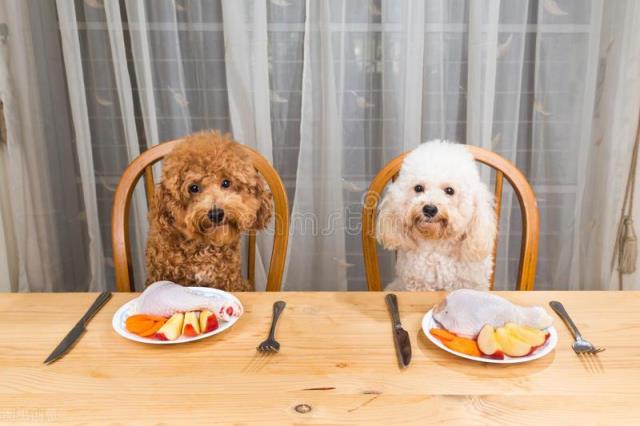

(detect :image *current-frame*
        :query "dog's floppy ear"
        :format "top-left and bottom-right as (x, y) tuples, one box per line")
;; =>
(376, 191), (416, 251)
(150, 156), (186, 230)
(459, 184), (497, 261)
(149, 181), (176, 230)
(251, 172), (273, 230)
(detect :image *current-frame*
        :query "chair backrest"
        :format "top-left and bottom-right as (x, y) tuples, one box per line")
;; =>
(112, 139), (289, 292)
(361, 145), (539, 291)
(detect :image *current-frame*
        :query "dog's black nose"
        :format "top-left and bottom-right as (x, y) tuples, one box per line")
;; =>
(422, 204), (438, 218)
(208, 208), (225, 224)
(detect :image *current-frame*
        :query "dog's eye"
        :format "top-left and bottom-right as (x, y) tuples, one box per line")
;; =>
(221, 179), (231, 189)
(444, 187), (455, 196)
(188, 184), (200, 194)
(414, 185), (424, 193)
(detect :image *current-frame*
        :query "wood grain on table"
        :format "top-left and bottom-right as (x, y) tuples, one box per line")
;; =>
(0, 292), (639, 425)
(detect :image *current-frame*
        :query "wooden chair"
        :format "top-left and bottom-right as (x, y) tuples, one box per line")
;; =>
(112, 139), (289, 292)
(362, 145), (539, 291)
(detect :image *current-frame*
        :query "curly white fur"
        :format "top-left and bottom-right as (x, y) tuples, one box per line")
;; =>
(376, 140), (497, 291)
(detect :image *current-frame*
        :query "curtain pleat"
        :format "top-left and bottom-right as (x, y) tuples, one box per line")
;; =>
(284, 0), (348, 291)
(124, 0), (161, 150)
(103, 0), (148, 290)
(55, 0), (106, 291)
(382, 0), (425, 154)
(565, 0), (604, 290)
(491, 1), (530, 290)
(467, 0), (500, 152)
(158, 3), (192, 137)
(221, 0), (272, 290)
(576, 0), (640, 290)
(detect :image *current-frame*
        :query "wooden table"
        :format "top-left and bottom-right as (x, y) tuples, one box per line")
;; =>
(1, 292), (639, 424)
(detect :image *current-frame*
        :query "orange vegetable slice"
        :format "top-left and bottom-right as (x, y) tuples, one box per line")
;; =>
(127, 314), (167, 322)
(442, 336), (482, 357)
(126, 319), (155, 334)
(125, 315), (167, 335)
(138, 320), (166, 337)
(430, 328), (457, 342)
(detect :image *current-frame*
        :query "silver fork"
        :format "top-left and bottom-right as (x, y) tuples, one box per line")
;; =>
(549, 301), (605, 355)
(257, 300), (286, 353)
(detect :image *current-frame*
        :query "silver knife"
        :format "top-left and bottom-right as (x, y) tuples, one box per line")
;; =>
(44, 291), (112, 365)
(385, 293), (412, 368)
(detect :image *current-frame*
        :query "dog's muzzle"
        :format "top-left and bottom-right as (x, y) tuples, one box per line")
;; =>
(208, 208), (225, 224)
(422, 204), (438, 218)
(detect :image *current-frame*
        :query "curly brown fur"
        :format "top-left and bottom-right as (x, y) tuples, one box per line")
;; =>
(145, 131), (273, 291)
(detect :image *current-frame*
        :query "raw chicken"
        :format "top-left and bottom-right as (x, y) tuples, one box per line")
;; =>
(134, 281), (242, 321)
(432, 289), (553, 338)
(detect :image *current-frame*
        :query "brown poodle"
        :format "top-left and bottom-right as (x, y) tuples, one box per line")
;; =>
(145, 131), (273, 291)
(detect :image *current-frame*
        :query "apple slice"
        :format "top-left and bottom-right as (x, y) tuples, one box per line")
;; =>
(199, 310), (219, 333)
(477, 325), (504, 360)
(182, 311), (201, 337)
(155, 313), (184, 341)
(504, 323), (548, 347)
(495, 327), (532, 357)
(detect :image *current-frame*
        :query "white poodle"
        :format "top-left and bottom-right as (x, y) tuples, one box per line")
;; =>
(376, 140), (497, 291)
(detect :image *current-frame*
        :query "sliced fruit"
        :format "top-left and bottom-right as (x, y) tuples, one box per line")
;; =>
(430, 328), (457, 342)
(477, 325), (504, 360)
(155, 313), (184, 341)
(495, 327), (532, 357)
(504, 323), (548, 347)
(182, 312), (201, 337)
(199, 310), (219, 333)
(526, 333), (550, 355)
(442, 336), (482, 357)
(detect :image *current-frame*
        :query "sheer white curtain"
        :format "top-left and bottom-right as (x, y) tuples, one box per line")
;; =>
(577, 0), (640, 290)
(0, 0), (90, 292)
(0, 0), (638, 292)
(283, 1), (348, 290)
(220, 0), (273, 289)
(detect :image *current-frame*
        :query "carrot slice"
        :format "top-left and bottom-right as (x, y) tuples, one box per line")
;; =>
(126, 319), (155, 334)
(138, 320), (166, 337)
(125, 315), (167, 334)
(442, 336), (482, 357)
(430, 328), (457, 342)
(127, 314), (167, 323)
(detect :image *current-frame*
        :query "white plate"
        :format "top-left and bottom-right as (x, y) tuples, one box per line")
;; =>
(422, 309), (557, 364)
(112, 287), (243, 345)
